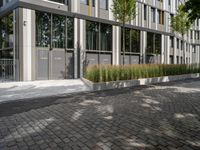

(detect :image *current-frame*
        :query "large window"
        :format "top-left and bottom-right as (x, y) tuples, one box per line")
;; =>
(101, 23), (112, 51)
(67, 17), (74, 49)
(86, 21), (112, 51)
(151, 8), (156, 23)
(36, 11), (74, 49)
(86, 21), (99, 50)
(52, 14), (66, 48)
(0, 13), (13, 49)
(0, 13), (13, 59)
(121, 28), (140, 53)
(36, 12), (51, 47)
(157, 9), (164, 24)
(147, 32), (161, 54)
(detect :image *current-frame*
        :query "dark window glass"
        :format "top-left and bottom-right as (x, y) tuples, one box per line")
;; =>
(170, 36), (174, 48)
(36, 12), (51, 47)
(52, 14), (66, 48)
(147, 32), (161, 54)
(49, 0), (65, 3)
(131, 30), (140, 53)
(147, 32), (154, 53)
(144, 5), (147, 20)
(100, 23), (112, 51)
(67, 17), (74, 49)
(155, 34), (161, 54)
(0, 13), (13, 59)
(0, 13), (13, 49)
(177, 39), (179, 49)
(86, 21), (112, 51)
(121, 28), (130, 52)
(151, 8), (156, 23)
(86, 21), (99, 50)
(0, 0), (3, 7)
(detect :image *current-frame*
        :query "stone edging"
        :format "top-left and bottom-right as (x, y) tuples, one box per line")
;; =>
(81, 73), (200, 91)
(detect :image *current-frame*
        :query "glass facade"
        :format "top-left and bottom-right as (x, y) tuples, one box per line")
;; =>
(147, 32), (161, 54)
(86, 21), (112, 51)
(36, 12), (51, 47)
(52, 14), (66, 48)
(36, 11), (74, 49)
(121, 28), (140, 53)
(0, 13), (13, 59)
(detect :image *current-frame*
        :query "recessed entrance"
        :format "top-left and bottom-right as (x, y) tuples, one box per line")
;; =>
(35, 11), (74, 80)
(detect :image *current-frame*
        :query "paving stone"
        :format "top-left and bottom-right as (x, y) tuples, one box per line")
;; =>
(0, 79), (200, 149)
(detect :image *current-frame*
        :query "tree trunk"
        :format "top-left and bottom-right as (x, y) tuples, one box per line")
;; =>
(122, 23), (125, 65)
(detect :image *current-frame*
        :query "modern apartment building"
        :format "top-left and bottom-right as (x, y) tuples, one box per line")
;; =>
(0, 0), (200, 81)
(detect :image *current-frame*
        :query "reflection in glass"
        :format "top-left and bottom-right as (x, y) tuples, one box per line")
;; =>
(147, 32), (154, 54)
(131, 30), (140, 53)
(147, 32), (161, 54)
(86, 21), (99, 50)
(100, 23), (112, 51)
(155, 34), (161, 54)
(36, 12), (51, 47)
(67, 17), (74, 49)
(52, 14), (66, 48)
(0, 13), (13, 49)
(121, 28), (140, 53)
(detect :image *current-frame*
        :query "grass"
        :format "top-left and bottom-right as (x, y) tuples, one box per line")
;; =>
(85, 64), (200, 83)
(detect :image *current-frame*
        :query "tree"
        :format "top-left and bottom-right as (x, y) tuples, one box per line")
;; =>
(112, 0), (137, 65)
(171, 5), (191, 64)
(182, 0), (200, 22)
(171, 5), (191, 38)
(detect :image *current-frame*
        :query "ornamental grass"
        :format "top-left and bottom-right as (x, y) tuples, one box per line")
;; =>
(85, 64), (200, 83)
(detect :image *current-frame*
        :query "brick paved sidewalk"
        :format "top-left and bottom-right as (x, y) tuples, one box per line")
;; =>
(0, 79), (200, 150)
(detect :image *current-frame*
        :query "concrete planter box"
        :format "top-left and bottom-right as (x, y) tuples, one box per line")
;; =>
(82, 73), (200, 91)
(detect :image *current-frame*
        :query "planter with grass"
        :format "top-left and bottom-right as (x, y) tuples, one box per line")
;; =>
(82, 64), (200, 91)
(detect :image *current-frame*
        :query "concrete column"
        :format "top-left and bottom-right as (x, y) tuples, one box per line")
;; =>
(74, 18), (79, 78)
(79, 19), (86, 78)
(95, 0), (99, 18)
(135, 2), (139, 26)
(174, 37), (177, 64)
(71, 0), (80, 13)
(141, 31), (147, 64)
(148, 6), (151, 28)
(161, 34), (165, 64)
(112, 26), (120, 65)
(108, 0), (113, 20)
(155, 8), (158, 30)
(184, 42), (186, 64)
(165, 36), (170, 64)
(22, 8), (35, 81)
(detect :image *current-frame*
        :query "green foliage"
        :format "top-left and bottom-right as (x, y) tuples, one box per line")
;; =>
(112, 0), (137, 24)
(112, 0), (137, 65)
(183, 0), (200, 22)
(171, 5), (191, 36)
(85, 64), (200, 83)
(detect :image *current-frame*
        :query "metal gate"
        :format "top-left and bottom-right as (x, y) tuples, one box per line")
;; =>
(0, 59), (14, 82)
(36, 48), (74, 80)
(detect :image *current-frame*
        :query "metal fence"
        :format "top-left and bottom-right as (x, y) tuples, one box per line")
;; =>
(0, 59), (14, 82)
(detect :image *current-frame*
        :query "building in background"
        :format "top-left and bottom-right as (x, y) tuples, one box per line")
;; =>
(0, 0), (200, 81)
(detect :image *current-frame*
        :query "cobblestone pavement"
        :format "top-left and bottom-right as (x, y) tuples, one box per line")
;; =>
(0, 79), (200, 150)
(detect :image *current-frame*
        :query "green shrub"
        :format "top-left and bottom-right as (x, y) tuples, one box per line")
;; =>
(85, 64), (200, 83)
